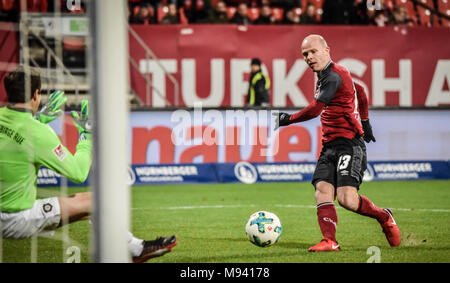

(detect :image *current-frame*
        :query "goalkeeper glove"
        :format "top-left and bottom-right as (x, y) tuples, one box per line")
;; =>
(361, 119), (376, 143)
(35, 90), (67, 124)
(273, 112), (292, 131)
(71, 100), (92, 140)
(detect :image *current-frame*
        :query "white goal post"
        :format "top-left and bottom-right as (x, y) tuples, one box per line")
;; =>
(89, 0), (131, 263)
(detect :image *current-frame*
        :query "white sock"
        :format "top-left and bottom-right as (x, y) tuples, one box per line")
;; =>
(127, 231), (144, 257)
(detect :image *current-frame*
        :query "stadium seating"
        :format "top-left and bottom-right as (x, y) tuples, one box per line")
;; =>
(157, 6), (188, 24)
(395, 0), (418, 24)
(247, 7), (260, 21)
(293, 7), (302, 17)
(395, 0), (416, 14)
(63, 37), (85, 51)
(310, 0), (325, 8)
(385, 0), (395, 10)
(179, 8), (188, 24)
(416, 0), (439, 26)
(226, 6), (237, 19)
(226, 6), (268, 22)
(211, 0), (221, 7)
(296, 0), (324, 22)
(178, 0), (205, 12)
(25, 0), (48, 12)
(133, 5), (153, 18)
(0, 0), (48, 12)
(271, 7), (284, 22)
(436, 0), (450, 27)
(437, 0), (450, 14)
(309, 0), (324, 22)
(0, 0), (14, 11)
(157, 6), (169, 23)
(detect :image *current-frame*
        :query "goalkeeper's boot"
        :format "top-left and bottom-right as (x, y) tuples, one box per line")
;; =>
(380, 208), (401, 247)
(308, 238), (340, 252)
(133, 235), (177, 263)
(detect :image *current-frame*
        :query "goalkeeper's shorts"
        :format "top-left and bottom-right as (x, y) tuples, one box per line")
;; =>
(1, 197), (61, 239)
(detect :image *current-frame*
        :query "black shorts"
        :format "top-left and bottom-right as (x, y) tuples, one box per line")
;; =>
(312, 136), (367, 190)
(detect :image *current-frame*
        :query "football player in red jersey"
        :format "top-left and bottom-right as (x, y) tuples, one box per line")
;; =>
(274, 34), (400, 251)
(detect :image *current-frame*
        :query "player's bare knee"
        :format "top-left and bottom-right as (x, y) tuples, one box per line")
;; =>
(314, 181), (334, 203)
(337, 194), (349, 208)
(337, 187), (359, 211)
(73, 192), (92, 212)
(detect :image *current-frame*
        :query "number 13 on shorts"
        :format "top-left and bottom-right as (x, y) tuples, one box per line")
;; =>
(338, 155), (351, 170)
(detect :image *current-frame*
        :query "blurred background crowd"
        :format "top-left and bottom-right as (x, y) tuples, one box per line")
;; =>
(127, 0), (421, 26)
(0, 0), (449, 27)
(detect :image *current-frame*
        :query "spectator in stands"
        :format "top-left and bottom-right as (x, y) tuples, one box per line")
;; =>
(321, 0), (355, 25)
(246, 58), (270, 107)
(352, 0), (369, 25)
(134, 0), (161, 11)
(390, 6), (414, 26)
(361, 1), (393, 27)
(227, 0), (250, 6)
(184, 0), (212, 23)
(255, 4), (276, 24)
(129, 5), (155, 24)
(283, 8), (300, 24)
(365, 6), (377, 25)
(300, 2), (318, 25)
(271, 0), (298, 11)
(373, 10), (389, 26)
(230, 3), (252, 25)
(161, 3), (181, 24)
(208, 1), (228, 24)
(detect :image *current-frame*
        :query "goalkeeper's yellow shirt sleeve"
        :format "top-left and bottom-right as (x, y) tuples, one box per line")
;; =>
(34, 122), (92, 184)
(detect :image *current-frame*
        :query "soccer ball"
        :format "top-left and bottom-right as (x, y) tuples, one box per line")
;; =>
(245, 211), (282, 247)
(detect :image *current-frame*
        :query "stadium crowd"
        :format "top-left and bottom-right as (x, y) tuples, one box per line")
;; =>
(127, 0), (428, 26)
(0, 0), (448, 27)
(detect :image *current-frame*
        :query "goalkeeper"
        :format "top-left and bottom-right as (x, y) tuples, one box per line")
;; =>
(0, 66), (176, 262)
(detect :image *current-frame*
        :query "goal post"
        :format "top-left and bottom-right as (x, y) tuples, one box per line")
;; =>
(89, 0), (131, 263)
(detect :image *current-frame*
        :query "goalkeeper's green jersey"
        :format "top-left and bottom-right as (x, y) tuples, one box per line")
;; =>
(0, 106), (92, 213)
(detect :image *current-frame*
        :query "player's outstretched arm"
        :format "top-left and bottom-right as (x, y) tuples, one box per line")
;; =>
(34, 100), (92, 184)
(34, 126), (92, 184)
(273, 99), (325, 131)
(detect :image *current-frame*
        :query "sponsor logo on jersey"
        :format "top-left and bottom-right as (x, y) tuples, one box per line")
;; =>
(53, 144), (67, 161)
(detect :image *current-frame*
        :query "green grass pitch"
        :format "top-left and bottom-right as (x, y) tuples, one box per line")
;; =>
(2, 180), (450, 263)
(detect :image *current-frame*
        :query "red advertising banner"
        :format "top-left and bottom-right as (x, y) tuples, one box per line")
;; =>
(129, 25), (450, 108)
(0, 23), (19, 104)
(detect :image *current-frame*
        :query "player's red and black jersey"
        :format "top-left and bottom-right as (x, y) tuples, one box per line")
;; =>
(314, 61), (363, 144)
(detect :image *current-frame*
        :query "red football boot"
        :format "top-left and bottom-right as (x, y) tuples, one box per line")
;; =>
(380, 208), (401, 247)
(308, 238), (340, 252)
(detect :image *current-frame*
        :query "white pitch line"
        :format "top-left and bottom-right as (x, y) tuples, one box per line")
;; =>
(132, 204), (450, 213)
(167, 204), (253, 210)
(276, 204), (450, 213)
